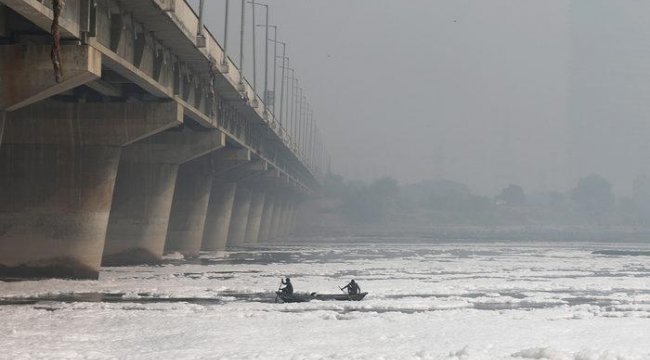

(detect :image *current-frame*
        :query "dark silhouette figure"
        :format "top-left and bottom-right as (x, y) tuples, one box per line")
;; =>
(341, 280), (361, 295)
(280, 278), (293, 295)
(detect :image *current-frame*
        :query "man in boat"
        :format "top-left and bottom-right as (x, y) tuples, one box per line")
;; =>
(280, 277), (293, 295)
(341, 279), (361, 295)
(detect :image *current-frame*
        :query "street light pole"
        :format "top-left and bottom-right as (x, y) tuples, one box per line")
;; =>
(263, 5), (269, 105)
(276, 49), (287, 125)
(250, 0), (257, 92)
(239, 0), (245, 79)
(223, 0), (229, 64)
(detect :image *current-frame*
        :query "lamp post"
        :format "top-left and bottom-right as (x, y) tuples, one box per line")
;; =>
(261, 25), (278, 111)
(251, 3), (269, 106)
(197, 0), (206, 47)
(277, 51), (288, 132)
(250, 1), (257, 92)
(239, 0), (245, 83)
(223, 0), (229, 64)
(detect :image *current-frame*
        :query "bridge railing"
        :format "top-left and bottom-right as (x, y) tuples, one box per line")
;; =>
(176, 0), (316, 179)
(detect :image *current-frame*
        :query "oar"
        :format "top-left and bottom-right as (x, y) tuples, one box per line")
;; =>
(339, 286), (352, 299)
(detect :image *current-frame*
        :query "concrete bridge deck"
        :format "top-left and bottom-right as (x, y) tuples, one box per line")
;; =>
(0, 0), (320, 279)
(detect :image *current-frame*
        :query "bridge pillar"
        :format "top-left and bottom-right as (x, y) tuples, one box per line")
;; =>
(0, 101), (181, 279)
(280, 200), (295, 238)
(269, 197), (286, 241)
(164, 143), (225, 257)
(289, 203), (299, 235)
(244, 189), (266, 244)
(280, 201), (295, 238)
(227, 186), (253, 247)
(202, 181), (237, 251)
(0, 111), (5, 146)
(201, 149), (251, 251)
(257, 193), (275, 243)
(102, 127), (224, 266)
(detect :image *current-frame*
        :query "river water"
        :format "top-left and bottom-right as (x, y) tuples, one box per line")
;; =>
(1, 240), (649, 359)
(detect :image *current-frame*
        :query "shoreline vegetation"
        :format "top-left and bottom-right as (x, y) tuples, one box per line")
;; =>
(294, 174), (650, 243)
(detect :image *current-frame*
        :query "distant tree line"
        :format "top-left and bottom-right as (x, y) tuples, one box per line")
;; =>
(321, 172), (650, 226)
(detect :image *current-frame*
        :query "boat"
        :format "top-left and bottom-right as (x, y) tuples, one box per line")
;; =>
(275, 291), (367, 303)
(274, 291), (316, 303)
(314, 292), (368, 301)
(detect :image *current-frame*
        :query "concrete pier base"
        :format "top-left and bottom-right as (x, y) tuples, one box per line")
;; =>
(244, 189), (266, 244)
(257, 194), (275, 243)
(279, 202), (294, 238)
(269, 198), (285, 241)
(102, 127), (224, 266)
(164, 155), (215, 257)
(102, 160), (179, 265)
(0, 111), (5, 145)
(227, 187), (253, 247)
(0, 102), (180, 279)
(202, 181), (237, 251)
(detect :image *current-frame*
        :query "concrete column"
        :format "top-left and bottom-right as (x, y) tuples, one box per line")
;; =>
(0, 102), (181, 279)
(201, 181), (237, 251)
(227, 187), (253, 247)
(279, 201), (294, 238)
(281, 202), (295, 238)
(269, 197), (285, 241)
(0, 111), (5, 146)
(164, 155), (214, 257)
(244, 189), (266, 244)
(102, 128), (224, 266)
(257, 194), (275, 243)
(289, 204), (299, 235)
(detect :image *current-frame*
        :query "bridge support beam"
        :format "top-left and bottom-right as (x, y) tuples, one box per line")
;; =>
(102, 127), (224, 266)
(244, 189), (266, 245)
(0, 101), (180, 279)
(0, 111), (5, 146)
(279, 201), (294, 238)
(257, 194), (275, 243)
(202, 181), (237, 251)
(200, 149), (251, 251)
(227, 187), (253, 247)
(0, 45), (101, 112)
(269, 197), (285, 241)
(164, 143), (225, 257)
(225, 160), (269, 247)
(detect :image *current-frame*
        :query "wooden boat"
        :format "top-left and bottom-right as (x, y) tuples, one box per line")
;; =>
(275, 291), (315, 303)
(275, 291), (367, 303)
(314, 292), (368, 301)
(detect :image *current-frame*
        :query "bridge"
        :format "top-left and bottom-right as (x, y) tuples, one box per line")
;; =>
(0, 0), (326, 279)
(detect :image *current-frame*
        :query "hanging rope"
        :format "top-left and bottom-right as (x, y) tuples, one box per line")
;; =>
(51, 0), (66, 83)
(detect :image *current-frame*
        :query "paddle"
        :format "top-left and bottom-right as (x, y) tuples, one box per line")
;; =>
(339, 286), (351, 299)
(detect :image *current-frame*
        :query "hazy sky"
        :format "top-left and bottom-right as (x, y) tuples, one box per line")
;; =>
(192, 1), (650, 196)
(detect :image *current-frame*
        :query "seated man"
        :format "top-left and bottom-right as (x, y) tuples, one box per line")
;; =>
(341, 279), (361, 295)
(280, 277), (293, 295)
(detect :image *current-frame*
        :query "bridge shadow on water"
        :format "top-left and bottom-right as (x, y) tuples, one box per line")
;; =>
(0, 291), (281, 309)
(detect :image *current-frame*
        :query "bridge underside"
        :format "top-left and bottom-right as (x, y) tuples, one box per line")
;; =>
(0, 1), (311, 279)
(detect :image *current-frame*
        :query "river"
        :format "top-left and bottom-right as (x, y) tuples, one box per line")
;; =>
(1, 239), (649, 359)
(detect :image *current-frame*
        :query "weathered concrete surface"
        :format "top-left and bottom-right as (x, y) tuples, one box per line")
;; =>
(279, 202), (293, 238)
(0, 111), (5, 146)
(202, 181), (237, 251)
(0, 102), (179, 279)
(257, 194), (275, 243)
(269, 197), (285, 241)
(0, 45), (101, 111)
(165, 154), (220, 257)
(227, 187), (252, 247)
(102, 127), (224, 266)
(0, 5), (6, 38)
(244, 189), (266, 244)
